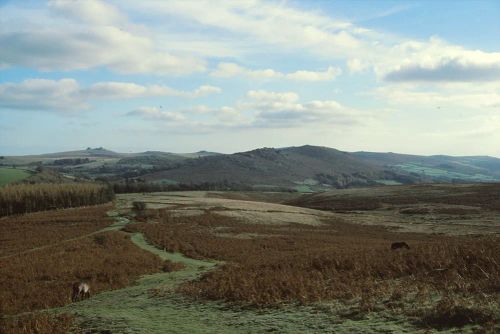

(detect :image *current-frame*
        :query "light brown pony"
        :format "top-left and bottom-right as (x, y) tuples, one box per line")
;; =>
(72, 282), (91, 302)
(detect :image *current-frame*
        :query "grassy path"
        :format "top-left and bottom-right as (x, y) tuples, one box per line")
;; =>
(56, 212), (426, 334)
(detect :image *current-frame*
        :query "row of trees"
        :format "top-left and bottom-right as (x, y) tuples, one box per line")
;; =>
(0, 183), (114, 217)
(113, 180), (254, 193)
(112, 180), (296, 193)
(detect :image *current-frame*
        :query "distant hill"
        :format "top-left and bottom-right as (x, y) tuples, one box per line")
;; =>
(353, 151), (500, 183)
(141, 145), (500, 190)
(39, 147), (122, 158)
(1, 148), (221, 165)
(3, 146), (499, 190)
(142, 146), (400, 190)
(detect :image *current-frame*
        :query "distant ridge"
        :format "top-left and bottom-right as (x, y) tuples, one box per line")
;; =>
(2, 145), (499, 190)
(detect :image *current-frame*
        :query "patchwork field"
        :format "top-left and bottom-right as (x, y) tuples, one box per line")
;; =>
(1, 185), (499, 333)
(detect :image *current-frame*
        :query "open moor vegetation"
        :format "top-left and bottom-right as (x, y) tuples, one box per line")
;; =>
(0, 204), (112, 257)
(288, 183), (500, 212)
(0, 206), (166, 333)
(126, 209), (499, 330)
(0, 313), (75, 334)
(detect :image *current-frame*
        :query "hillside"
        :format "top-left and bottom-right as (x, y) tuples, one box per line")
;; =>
(353, 152), (500, 182)
(142, 146), (390, 190)
(140, 146), (500, 190)
(3, 146), (499, 190)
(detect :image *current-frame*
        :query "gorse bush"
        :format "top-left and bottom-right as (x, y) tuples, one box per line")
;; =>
(0, 183), (114, 216)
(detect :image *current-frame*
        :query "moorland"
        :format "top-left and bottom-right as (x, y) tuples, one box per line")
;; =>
(0, 180), (498, 333)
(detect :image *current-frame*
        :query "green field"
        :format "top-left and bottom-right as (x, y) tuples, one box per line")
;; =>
(0, 167), (31, 186)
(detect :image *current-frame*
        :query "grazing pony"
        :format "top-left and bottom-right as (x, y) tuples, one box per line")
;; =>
(72, 282), (91, 302)
(391, 242), (410, 250)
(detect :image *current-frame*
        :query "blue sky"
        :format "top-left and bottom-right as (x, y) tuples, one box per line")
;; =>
(0, 0), (499, 156)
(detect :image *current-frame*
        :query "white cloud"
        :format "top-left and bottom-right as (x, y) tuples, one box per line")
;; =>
(347, 58), (368, 73)
(3, 1), (499, 85)
(48, 0), (127, 26)
(245, 91), (367, 128)
(129, 89), (370, 130)
(211, 62), (341, 81)
(123, 0), (368, 60)
(0, 79), (86, 111)
(127, 107), (186, 122)
(0, 2), (206, 75)
(382, 38), (500, 82)
(0, 79), (221, 111)
(192, 85), (223, 97)
(287, 67), (341, 81)
(374, 84), (500, 109)
(122, 1), (500, 85)
(246, 90), (299, 103)
(85, 82), (221, 99)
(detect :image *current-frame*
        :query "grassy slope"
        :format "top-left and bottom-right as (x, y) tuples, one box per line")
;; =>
(0, 167), (32, 186)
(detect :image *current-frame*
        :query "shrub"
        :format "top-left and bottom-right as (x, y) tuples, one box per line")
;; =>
(132, 201), (147, 211)
(417, 296), (496, 329)
(162, 260), (186, 272)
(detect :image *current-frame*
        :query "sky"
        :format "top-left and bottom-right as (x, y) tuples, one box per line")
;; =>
(0, 0), (499, 156)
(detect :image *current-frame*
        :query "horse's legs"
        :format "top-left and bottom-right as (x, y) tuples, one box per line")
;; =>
(72, 286), (79, 302)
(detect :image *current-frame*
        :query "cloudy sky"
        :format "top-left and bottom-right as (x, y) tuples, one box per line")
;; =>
(0, 0), (499, 156)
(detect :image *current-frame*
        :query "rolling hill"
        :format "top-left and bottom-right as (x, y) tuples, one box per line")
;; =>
(353, 151), (500, 182)
(140, 146), (500, 190)
(141, 146), (408, 190)
(2, 146), (499, 190)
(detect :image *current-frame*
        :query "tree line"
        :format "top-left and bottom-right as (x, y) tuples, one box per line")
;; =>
(112, 179), (295, 193)
(0, 183), (114, 217)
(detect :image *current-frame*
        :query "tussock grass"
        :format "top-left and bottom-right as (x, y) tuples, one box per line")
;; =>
(0, 183), (114, 217)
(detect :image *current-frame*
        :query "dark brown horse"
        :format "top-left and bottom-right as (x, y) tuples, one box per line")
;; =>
(72, 282), (91, 302)
(391, 242), (410, 250)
